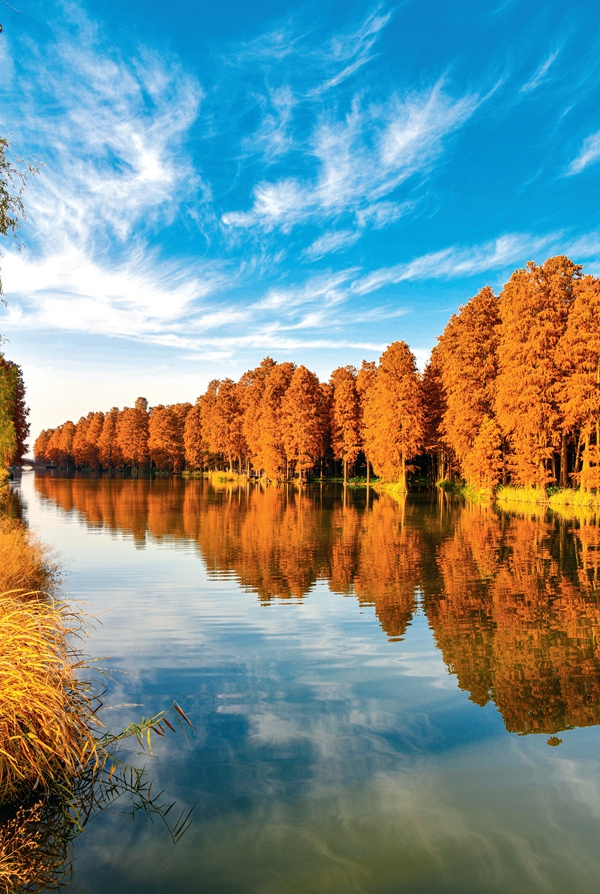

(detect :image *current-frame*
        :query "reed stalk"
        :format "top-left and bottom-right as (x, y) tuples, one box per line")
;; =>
(0, 514), (193, 892)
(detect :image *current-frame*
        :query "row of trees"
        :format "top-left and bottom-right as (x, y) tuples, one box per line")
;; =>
(34, 255), (600, 491)
(426, 255), (600, 490)
(34, 342), (423, 489)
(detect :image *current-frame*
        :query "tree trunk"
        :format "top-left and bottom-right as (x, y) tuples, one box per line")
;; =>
(575, 432), (582, 480)
(560, 432), (568, 488)
(582, 432), (590, 492)
(343, 458), (348, 486)
(366, 458), (370, 486)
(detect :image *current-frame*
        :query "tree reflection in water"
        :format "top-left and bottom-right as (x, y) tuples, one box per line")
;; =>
(34, 475), (600, 738)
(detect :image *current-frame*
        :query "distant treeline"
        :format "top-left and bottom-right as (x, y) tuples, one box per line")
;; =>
(35, 256), (600, 490)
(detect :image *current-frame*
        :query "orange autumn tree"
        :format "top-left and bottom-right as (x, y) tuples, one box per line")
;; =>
(198, 380), (220, 469)
(329, 365), (361, 484)
(421, 346), (451, 483)
(97, 407), (123, 470)
(72, 416), (90, 468)
(436, 286), (500, 485)
(56, 421), (76, 470)
(363, 341), (424, 490)
(148, 405), (186, 471)
(208, 379), (247, 473)
(254, 362), (296, 480)
(237, 358), (277, 471)
(557, 274), (600, 491)
(167, 401), (192, 448)
(34, 429), (52, 462)
(183, 401), (204, 470)
(461, 415), (503, 490)
(72, 411), (104, 468)
(356, 360), (377, 484)
(116, 398), (150, 471)
(280, 365), (326, 480)
(495, 256), (580, 488)
(85, 411), (105, 468)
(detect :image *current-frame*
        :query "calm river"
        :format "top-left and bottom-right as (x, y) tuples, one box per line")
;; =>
(16, 473), (600, 894)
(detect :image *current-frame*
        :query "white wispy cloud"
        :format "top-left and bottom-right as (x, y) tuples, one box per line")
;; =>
(241, 86), (297, 162)
(303, 229), (361, 260)
(567, 130), (600, 176)
(2, 245), (231, 337)
(253, 269), (357, 312)
(0, 13), (236, 346)
(228, 5), (392, 96)
(520, 49), (561, 93)
(222, 82), (479, 234)
(14, 29), (206, 248)
(309, 7), (392, 97)
(351, 233), (557, 295)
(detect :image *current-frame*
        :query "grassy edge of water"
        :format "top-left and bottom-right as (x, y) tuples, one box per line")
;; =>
(436, 480), (600, 515)
(0, 491), (193, 892)
(496, 485), (600, 512)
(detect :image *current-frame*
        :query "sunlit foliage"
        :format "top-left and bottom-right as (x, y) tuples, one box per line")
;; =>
(33, 255), (600, 492)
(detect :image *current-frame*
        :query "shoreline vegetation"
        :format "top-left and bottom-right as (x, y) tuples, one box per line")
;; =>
(0, 489), (193, 893)
(31, 255), (600, 504)
(439, 480), (600, 513)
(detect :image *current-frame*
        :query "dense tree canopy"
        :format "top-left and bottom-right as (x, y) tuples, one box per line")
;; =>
(32, 255), (600, 492)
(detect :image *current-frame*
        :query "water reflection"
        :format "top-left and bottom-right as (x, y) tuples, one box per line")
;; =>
(33, 476), (600, 737)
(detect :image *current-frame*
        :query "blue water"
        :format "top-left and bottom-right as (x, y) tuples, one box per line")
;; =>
(17, 474), (600, 894)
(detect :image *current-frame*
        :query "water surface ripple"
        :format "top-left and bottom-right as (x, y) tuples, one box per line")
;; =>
(19, 474), (600, 894)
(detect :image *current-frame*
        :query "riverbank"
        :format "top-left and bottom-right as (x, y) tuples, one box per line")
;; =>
(0, 498), (95, 891)
(435, 480), (600, 514)
(0, 483), (193, 892)
(495, 485), (600, 512)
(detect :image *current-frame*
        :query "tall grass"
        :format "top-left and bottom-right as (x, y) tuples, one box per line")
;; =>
(0, 517), (58, 594)
(0, 515), (193, 891)
(0, 589), (96, 804)
(495, 485), (549, 506)
(495, 485), (600, 514)
(548, 489), (600, 512)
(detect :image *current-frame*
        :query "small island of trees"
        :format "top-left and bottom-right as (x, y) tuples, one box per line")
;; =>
(32, 255), (600, 497)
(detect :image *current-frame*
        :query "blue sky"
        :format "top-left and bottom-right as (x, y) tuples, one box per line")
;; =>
(1, 0), (600, 439)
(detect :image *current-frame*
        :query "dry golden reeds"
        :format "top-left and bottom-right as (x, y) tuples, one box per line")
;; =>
(0, 517), (58, 595)
(0, 514), (193, 891)
(0, 588), (97, 805)
(495, 485), (549, 506)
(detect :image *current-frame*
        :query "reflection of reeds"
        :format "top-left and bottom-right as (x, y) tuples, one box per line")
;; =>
(0, 700), (194, 894)
(0, 800), (71, 892)
(0, 515), (193, 892)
